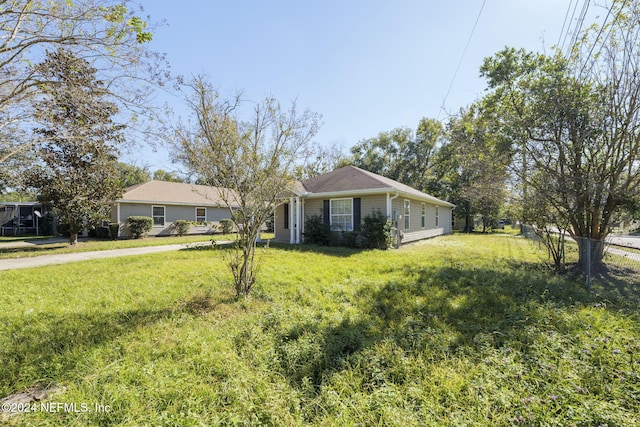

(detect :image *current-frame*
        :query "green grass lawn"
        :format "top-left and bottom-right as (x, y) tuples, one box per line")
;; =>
(1, 234), (638, 426)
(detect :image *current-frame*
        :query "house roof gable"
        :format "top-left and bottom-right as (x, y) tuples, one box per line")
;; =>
(297, 166), (454, 207)
(117, 180), (239, 207)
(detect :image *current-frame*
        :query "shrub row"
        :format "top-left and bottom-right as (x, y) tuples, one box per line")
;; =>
(303, 211), (395, 249)
(124, 216), (236, 239)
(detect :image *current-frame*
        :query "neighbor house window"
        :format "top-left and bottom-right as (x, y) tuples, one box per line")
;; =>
(404, 200), (410, 230)
(435, 206), (439, 227)
(196, 207), (206, 223)
(152, 206), (165, 226)
(421, 203), (426, 228)
(330, 198), (353, 231)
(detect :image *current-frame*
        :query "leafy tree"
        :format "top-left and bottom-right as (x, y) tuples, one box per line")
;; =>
(153, 169), (185, 182)
(400, 117), (443, 192)
(116, 162), (151, 188)
(0, 0), (165, 166)
(25, 49), (124, 245)
(433, 106), (510, 232)
(350, 127), (411, 181)
(175, 76), (320, 298)
(350, 117), (443, 192)
(481, 26), (640, 273)
(294, 142), (350, 180)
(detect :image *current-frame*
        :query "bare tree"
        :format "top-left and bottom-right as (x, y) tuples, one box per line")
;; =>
(175, 76), (320, 297)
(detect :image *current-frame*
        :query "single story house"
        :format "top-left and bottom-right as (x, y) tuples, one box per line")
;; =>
(111, 180), (238, 237)
(274, 165), (454, 245)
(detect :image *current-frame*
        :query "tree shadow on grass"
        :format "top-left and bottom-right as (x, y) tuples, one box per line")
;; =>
(270, 263), (600, 395)
(267, 242), (367, 258)
(591, 264), (640, 306)
(0, 304), (199, 397)
(0, 243), (69, 256)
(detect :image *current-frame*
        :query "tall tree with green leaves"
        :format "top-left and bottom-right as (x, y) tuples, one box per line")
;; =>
(25, 49), (124, 245)
(433, 106), (510, 232)
(153, 169), (185, 183)
(481, 10), (640, 273)
(350, 127), (411, 181)
(399, 117), (443, 192)
(0, 0), (164, 169)
(116, 162), (151, 188)
(350, 117), (443, 192)
(175, 76), (320, 298)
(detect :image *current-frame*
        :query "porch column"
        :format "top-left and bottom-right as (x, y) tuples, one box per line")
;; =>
(295, 196), (301, 244)
(289, 197), (295, 244)
(116, 203), (121, 237)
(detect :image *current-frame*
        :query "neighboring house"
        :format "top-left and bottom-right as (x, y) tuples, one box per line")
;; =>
(274, 165), (454, 245)
(0, 202), (47, 236)
(111, 180), (238, 237)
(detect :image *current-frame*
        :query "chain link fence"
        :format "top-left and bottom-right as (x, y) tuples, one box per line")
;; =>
(521, 225), (640, 289)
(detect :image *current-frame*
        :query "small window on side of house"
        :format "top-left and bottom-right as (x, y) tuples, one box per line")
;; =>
(196, 207), (206, 223)
(152, 206), (165, 226)
(404, 200), (410, 230)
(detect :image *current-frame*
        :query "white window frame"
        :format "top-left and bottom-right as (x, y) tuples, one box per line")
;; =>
(421, 203), (426, 228)
(330, 198), (353, 231)
(435, 206), (439, 227)
(404, 200), (410, 230)
(152, 205), (165, 227)
(195, 207), (206, 224)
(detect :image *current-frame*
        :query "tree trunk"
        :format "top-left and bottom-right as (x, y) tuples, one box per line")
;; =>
(69, 232), (78, 246)
(464, 201), (473, 233)
(233, 226), (258, 298)
(576, 237), (605, 275)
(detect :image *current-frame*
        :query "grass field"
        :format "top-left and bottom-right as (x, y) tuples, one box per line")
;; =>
(1, 234), (638, 426)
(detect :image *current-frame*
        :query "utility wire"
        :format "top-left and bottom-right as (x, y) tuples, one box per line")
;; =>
(558, 0), (575, 49)
(578, 0), (620, 77)
(578, 0), (628, 78)
(565, 0), (591, 58)
(560, 0), (581, 53)
(439, 0), (487, 119)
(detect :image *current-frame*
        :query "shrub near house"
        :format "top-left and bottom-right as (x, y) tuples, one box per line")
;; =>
(127, 216), (153, 239)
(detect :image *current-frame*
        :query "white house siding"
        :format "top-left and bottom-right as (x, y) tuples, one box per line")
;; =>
(115, 202), (232, 237)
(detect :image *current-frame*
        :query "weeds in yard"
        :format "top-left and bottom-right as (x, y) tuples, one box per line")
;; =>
(0, 234), (638, 426)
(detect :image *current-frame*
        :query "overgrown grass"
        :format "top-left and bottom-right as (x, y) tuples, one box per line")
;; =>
(1, 234), (638, 426)
(0, 233), (274, 260)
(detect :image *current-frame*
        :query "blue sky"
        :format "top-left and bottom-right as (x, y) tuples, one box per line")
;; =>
(132, 0), (600, 171)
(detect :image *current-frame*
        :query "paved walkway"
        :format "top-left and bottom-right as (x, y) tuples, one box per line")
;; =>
(0, 241), (226, 271)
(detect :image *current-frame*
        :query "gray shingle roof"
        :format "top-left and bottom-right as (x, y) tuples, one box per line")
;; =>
(298, 166), (454, 207)
(118, 180), (239, 207)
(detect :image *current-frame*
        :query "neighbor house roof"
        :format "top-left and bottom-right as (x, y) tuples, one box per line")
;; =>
(116, 180), (240, 207)
(295, 165), (454, 207)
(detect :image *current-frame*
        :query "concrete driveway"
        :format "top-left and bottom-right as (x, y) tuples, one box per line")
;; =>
(0, 241), (226, 271)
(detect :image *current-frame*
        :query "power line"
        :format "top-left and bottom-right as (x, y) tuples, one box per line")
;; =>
(565, 0), (591, 58)
(439, 0), (487, 119)
(578, 0), (620, 77)
(560, 0), (581, 53)
(558, 0), (576, 49)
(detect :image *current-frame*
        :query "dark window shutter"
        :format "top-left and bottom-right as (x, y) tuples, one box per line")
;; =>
(353, 198), (361, 231)
(284, 203), (289, 230)
(323, 200), (330, 224)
